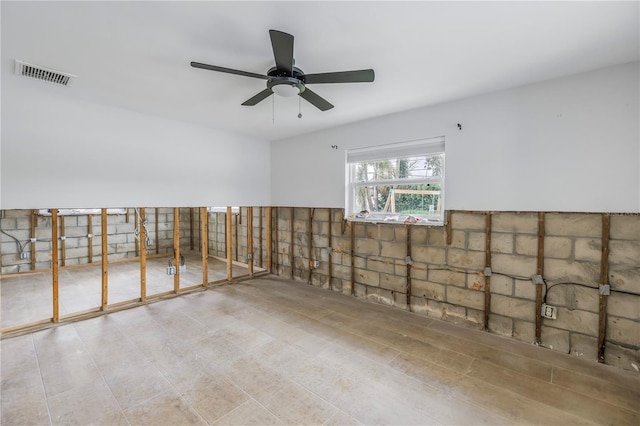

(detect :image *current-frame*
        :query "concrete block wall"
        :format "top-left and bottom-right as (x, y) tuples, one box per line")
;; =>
(1, 208), (181, 274)
(263, 208), (639, 372)
(207, 208), (269, 270)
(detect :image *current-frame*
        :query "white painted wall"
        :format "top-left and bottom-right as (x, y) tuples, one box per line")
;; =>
(1, 78), (271, 209)
(271, 62), (640, 212)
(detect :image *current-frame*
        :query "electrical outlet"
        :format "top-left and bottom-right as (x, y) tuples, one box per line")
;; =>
(147, 239), (154, 246)
(541, 304), (557, 319)
(313, 260), (320, 268)
(166, 266), (176, 275)
(20, 252), (30, 260)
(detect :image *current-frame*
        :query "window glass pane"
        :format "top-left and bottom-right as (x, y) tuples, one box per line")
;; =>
(352, 154), (443, 183)
(354, 183), (442, 217)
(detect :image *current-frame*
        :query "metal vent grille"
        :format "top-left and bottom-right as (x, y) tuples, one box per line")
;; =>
(14, 60), (76, 86)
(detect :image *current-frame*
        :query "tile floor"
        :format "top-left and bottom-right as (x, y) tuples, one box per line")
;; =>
(0, 252), (252, 328)
(1, 275), (639, 425)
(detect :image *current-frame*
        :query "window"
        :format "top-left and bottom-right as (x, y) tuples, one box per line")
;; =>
(346, 137), (445, 224)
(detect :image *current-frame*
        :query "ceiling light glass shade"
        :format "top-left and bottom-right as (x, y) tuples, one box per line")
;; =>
(272, 84), (300, 97)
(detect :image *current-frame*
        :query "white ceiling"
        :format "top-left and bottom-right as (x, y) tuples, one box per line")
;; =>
(2, 1), (638, 141)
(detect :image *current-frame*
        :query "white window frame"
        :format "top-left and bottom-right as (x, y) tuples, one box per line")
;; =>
(345, 136), (445, 225)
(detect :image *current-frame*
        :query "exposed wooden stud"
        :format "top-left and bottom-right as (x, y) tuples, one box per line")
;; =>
(226, 206), (233, 281)
(598, 213), (611, 363)
(259, 207), (263, 269)
(87, 215), (93, 263)
(51, 209), (59, 323)
(190, 207), (195, 251)
(274, 207), (279, 274)
(173, 208), (180, 293)
(290, 207), (295, 279)
(30, 210), (37, 270)
(201, 207), (209, 287)
(535, 212), (546, 344)
(406, 224), (412, 311)
(59, 216), (66, 267)
(140, 208), (147, 302)
(484, 212), (492, 331)
(350, 222), (355, 296)
(446, 210), (452, 245)
(328, 208), (333, 291)
(266, 207), (272, 273)
(234, 211), (239, 262)
(154, 208), (159, 255)
(247, 207), (254, 277)
(308, 208), (313, 284)
(101, 208), (108, 311)
(125, 208), (130, 223)
(134, 210), (140, 257)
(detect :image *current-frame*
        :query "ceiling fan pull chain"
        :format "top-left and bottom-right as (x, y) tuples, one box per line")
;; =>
(298, 96), (302, 119)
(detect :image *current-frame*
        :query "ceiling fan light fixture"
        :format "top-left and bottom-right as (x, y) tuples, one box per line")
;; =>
(272, 83), (300, 97)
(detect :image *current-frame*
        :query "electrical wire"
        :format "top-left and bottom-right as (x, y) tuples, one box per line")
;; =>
(0, 229), (31, 255)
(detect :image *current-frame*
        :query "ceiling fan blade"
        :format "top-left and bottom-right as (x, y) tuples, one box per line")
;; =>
(302, 69), (375, 84)
(299, 88), (334, 111)
(269, 30), (294, 75)
(190, 62), (268, 80)
(241, 89), (273, 106)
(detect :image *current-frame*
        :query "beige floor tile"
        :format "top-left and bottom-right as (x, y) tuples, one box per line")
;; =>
(123, 389), (206, 425)
(47, 379), (127, 425)
(178, 368), (250, 423)
(260, 380), (337, 425)
(212, 399), (283, 425)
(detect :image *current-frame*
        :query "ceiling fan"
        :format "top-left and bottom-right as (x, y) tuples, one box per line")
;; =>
(191, 30), (375, 111)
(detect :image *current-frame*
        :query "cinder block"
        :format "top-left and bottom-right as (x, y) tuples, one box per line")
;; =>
(607, 316), (640, 347)
(366, 256), (395, 274)
(353, 223), (366, 238)
(546, 213), (601, 237)
(604, 341), (640, 372)
(366, 287), (395, 306)
(411, 227), (428, 245)
(394, 227), (407, 241)
(355, 238), (379, 256)
(428, 228), (446, 246)
(492, 212), (538, 234)
(354, 268), (379, 287)
(450, 231), (466, 249)
(551, 307), (598, 336)
(574, 238), (602, 263)
(544, 258), (599, 284)
(411, 279), (445, 301)
(491, 233), (513, 254)
(513, 280), (536, 301)
(380, 241), (406, 259)
(410, 263), (427, 280)
(608, 292), (640, 321)
(411, 246), (446, 264)
(513, 320), (535, 344)
(467, 232), (486, 251)
(380, 273), (406, 292)
(312, 208), (330, 221)
(488, 314), (513, 337)
(544, 236), (572, 259)
(467, 274), (485, 291)
(609, 240), (640, 267)
(546, 284), (599, 313)
(447, 248), (485, 270)
(466, 308), (484, 327)
(570, 334), (597, 360)
(375, 224), (395, 240)
(610, 215), (640, 240)
(354, 283), (366, 298)
(490, 294), (535, 321)
(515, 235), (538, 257)
(446, 286), (484, 310)
(452, 212), (486, 230)
(429, 269), (467, 287)
(541, 326), (570, 353)
(492, 253), (537, 277)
